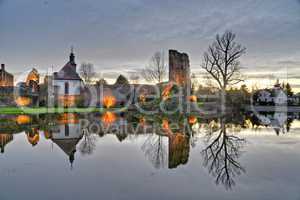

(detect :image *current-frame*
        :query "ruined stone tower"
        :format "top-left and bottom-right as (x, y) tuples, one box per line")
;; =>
(169, 49), (190, 88)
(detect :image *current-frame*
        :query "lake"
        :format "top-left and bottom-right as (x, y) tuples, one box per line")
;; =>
(0, 112), (300, 200)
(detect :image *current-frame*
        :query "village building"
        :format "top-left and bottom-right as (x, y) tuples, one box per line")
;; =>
(0, 64), (14, 87)
(53, 49), (83, 107)
(255, 83), (300, 106)
(15, 68), (40, 106)
(0, 64), (14, 106)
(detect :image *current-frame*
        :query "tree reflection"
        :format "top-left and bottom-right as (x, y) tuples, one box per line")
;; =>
(201, 118), (246, 190)
(79, 129), (97, 155)
(142, 134), (168, 169)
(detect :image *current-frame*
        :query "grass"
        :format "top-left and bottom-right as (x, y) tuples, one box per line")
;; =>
(0, 107), (127, 114)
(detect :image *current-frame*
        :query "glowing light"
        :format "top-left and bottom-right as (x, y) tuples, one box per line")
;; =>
(189, 95), (197, 102)
(139, 117), (146, 126)
(15, 97), (31, 106)
(103, 96), (117, 108)
(58, 95), (77, 107)
(15, 115), (31, 125)
(162, 119), (169, 130)
(101, 111), (117, 125)
(139, 95), (146, 103)
(162, 83), (173, 99)
(58, 113), (78, 124)
(188, 116), (198, 124)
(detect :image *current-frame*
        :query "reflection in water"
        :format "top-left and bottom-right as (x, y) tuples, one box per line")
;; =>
(142, 117), (191, 169)
(26, 128), (40, 146)
(101, 111), (117, 126)
(79, 129), (97, 155)
(0, 133), (13, 153)
(168, 133), (190, 169)
(142, 133), (191, 169)
(248, 112), (298, 135)
(201, 118), (246, 190)
(52, 113), (83, 169)
(142, 134), (168, 169)
(0, 111), (299, 191)
(15, 115), (31, 125)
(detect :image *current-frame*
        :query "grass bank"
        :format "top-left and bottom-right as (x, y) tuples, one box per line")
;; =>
(0, 107), (126, 114)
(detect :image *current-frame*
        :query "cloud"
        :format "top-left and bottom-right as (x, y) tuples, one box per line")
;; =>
(277, 60), (300, 66)
(1, 0), (300, 79)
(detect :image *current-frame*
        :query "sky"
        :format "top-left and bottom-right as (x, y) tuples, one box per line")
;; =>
(0, 0), (300, 89)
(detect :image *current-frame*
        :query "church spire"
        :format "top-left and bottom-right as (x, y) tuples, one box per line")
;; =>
(69, 46), (75, 64)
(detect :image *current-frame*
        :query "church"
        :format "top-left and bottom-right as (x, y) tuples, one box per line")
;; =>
(53, 49), (83, 107)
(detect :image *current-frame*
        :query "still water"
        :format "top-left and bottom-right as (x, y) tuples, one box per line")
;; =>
(0, 112), (300, 200)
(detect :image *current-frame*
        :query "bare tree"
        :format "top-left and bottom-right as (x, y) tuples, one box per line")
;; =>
(201, 31), (246, 113)
(79, 62), (96, 84)
(201, 31), (246, 91)
(142, 51), (167, 84)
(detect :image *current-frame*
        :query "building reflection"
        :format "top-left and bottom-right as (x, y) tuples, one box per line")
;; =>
(26, 128), (40, 146)
(168, 133), (190, 169)
(0, 111), (299, 187)
(0, 133), (13, 153)
(247, 112), (297, 135)
(142, 117), (192, 169)
(51, 113), (83, 168)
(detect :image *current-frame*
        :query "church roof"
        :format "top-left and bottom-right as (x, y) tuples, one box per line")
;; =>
(53, 50), (82, 81)
(53, 62), (82, 80)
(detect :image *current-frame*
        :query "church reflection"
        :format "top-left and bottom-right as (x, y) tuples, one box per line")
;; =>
(50, 113), (83, 168)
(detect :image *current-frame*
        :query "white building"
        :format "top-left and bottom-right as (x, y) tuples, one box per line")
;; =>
(53, 49), (83, 107)
(256, 88), (287, 105)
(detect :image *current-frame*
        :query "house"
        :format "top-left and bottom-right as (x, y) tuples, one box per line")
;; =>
(15, 68), (40, 106)
(0, 64), (14, 87)
(53, 49), (83, 107)
(255, 87), (287, 105)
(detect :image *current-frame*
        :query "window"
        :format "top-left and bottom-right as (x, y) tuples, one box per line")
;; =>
(65, 82), (69, 94)
(65, 124), (69, 136)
